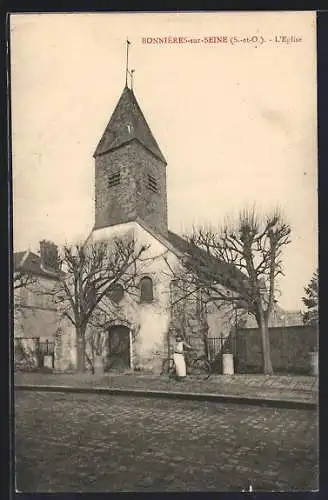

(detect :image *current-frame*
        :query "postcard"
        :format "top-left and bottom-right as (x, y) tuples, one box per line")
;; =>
(11, 11), (318, 492)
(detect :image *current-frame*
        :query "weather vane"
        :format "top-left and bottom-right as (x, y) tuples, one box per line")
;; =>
(125, 38), (136, 90)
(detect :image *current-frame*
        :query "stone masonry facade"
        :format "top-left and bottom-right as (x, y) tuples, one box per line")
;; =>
(94, 141), (168, 238)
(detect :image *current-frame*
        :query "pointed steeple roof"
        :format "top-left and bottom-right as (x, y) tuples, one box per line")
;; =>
(94, 86), (166, 163)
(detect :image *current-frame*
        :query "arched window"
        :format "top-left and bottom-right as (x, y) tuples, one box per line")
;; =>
(107, 283), (124, 303)
(140, 277), (154, 303)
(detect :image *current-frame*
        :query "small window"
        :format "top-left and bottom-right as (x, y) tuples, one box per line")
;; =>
(147, 174), (158, 193)
(107, 283), (124, 303)
(140, 277), (154, 303)
(108, 171), (120, 188)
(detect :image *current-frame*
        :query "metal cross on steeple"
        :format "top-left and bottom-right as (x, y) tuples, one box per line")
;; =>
(125, 38), (135, 90)
(125, 38), (130, 86)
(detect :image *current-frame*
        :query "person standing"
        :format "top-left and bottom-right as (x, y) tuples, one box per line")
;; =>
(173, 332), (192, 380)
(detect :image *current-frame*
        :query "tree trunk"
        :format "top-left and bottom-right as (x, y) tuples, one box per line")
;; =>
(84, 349), (95, 374)
(259, 315), (273, 375)
(203, 334), (210, 362)
(76, 328), (86, 372)
(91, 346), (95, 375)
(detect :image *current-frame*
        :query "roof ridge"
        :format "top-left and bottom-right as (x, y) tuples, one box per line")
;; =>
(20, 250), (30, 266)
(130, 89), (166, 163)
(135, 219), (184, 258)
(167, 229), (247, 292)
(13, 250), (28, 271)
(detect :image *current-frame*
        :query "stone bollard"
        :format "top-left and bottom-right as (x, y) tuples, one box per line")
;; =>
(309, 351), (318, 376)
(43, 355), (53, 369)
(94, 355), (104, 375)
(222, 353), (234, 375)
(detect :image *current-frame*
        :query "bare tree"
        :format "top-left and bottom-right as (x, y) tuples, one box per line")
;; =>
(13, 271), (37, 291)
(47, 237), (148, 372)
(168, 207), (291, 374)
(84, 325), (106, 374)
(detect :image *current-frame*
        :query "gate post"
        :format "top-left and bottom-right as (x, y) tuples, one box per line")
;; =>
(35, 337), (42, 369)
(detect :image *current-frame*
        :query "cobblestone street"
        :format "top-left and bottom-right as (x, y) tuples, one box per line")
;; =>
(15, 391), (318, 492)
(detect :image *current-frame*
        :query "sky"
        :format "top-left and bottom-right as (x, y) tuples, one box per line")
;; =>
(10, 12), (318, 311)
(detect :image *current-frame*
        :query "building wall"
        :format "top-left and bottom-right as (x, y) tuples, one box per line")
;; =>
(14, 276), (59, 340)
(169, 285), (206, 353)
(89, 222), (238, 373)
(94, 141), (168, 237)
(14, 225), (241, 374)
(88, 221), (179, 373)
(14, 275), (77, 372)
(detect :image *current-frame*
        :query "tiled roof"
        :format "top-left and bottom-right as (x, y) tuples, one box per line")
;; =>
(94, 86), (166, 163)
(14, 250), (59, 279)
(167, 230), (246, 293)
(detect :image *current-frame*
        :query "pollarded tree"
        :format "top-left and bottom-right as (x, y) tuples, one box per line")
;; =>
(48, 237), (148, 372)
(302, 269), (318, 327)
(168, 207), (291, 374)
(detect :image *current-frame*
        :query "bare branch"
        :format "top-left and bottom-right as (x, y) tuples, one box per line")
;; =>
(171, 206), (291, 332)
(13, 271), (37, 290)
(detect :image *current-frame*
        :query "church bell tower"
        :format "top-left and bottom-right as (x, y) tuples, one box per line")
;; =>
(93, 46), (168, 238)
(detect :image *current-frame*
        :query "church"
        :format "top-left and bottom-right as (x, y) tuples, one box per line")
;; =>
(14, 66), (240, 374)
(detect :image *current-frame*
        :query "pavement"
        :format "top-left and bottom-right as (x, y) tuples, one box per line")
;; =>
(15, 390), (318, 492)
(14, 372), (318, 409)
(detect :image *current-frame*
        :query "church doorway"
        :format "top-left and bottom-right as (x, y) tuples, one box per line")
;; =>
(105, 325), (131, 372)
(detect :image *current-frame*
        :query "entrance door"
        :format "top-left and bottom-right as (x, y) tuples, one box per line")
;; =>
(106, 325), (130, 371)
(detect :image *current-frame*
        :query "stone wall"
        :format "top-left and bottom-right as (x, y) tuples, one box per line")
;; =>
(54, 323), (77, 372)
(206, 301), (237, 339)
(245, 306), (303, 328)
(235, 325), (318, 374)
(94, 141), (168, 237)
(168, 283), (208, 366)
